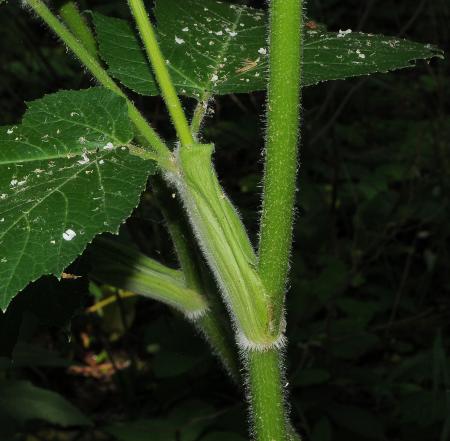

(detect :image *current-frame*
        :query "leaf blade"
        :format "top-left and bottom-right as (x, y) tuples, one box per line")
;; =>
(0, 380), (91, 427)
(0, 87), (153, 310)
(93, 0), (442, 98)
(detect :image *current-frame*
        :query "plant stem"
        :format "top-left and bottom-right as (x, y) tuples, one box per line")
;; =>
(258, 0), (303, 326)
(190, 94), (211, 139)
(153, 177), (205, 292)
(247, 1), (303, 439)
(87, 291), (136, 313)
(128, 0), (194, 147)
(58, 1), (98, 59)
(153, 177), (240, 380)
(27, 0), (171, 163)
(171, 143), (278, 347)
(247, 349), (287, 441)
(91, 238), (208, 319)
(197, 311), (240, 381)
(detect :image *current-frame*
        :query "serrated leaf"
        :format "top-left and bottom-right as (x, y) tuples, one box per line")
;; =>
(93, 0), (267, 98)
(93, 0), (442, 98)
(0, 380), (91, 427)
(0, 87), (153, 310)
(0, 276), (86, 357)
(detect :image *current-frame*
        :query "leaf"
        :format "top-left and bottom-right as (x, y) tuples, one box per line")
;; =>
(327, 404), (384, 439)
(0, 87), (154, 310)
(311, 418), (332, 441)
(398, 391), (448, 427)
(93, 0), (443, 98)
(4, 342), (72, 368)
(0, 380), (91, 428)
(106, 402), (215, 441)
(93, 0), (267, 98)
(0, 276), (85, 357)
(292, 368), (331, 387)
(152, 351), (201, 378)
(106, 420), (173, 441)
(201, 433), (246, 441)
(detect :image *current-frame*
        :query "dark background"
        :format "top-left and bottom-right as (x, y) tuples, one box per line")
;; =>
(0, 0), (449, 440)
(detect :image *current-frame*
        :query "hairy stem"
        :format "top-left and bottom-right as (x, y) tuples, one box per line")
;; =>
(247, 349), (287, 441)
(26, 0), (172, 164)
(197, 312), (240, 380)
(153, 177), (205, 292)
(258, 0), (303, 325)
(128, 0), (194, 147)
(153, 177), (240, 379)
(168, 144), (281, 347)
(91, 238), (208, 319)
(248, 0), (303, 439)
(190, 93), (211, 139)
(58, 1), (98, 59)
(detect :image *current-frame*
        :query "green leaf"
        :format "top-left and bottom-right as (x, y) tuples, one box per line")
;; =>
(1, 342), (72, 368)
(311, 418), (332, 441)
(152, 351), (201, 378)
(0, 275), (85, 357)
(201, 433), (246, 441)
(0, 87), (153, 310)
(106, 402), (215, 441)
(292, 368), (331, 387)
(93, 0), (442, 98)
(327, 404), (384, 439)
(0, 380), (91, 428)
(93, 0), (267, 98)
(106, 420), (173, 441)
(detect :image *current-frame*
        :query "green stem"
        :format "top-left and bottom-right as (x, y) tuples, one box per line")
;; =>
(248, 1), (303, 439)
(128, 0), (194, 147)
(258, 0), (303, 326)
(91, 238), (208, 318)
(197, 312), (240, 381)
(190, 94), (211, 140)
(153, 177), (240, 380)
(58, 1), (98, 59)
(27, 0), (171, 163)
(153, 177), (204, 292)
(171, 143), (279, 347)
(247, 349), (288, 441)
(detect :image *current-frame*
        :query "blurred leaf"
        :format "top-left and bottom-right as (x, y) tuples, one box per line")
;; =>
(336, 298), (381, 326)
(168, 401), (215, 441)
(106, 419), (172, 441)
(0, 87), (154, 310)
(327, 404), (384, 439)
(398, 391), (448, 427)
(0, 381), (91, 428)
(0, 276), (85, 357)
(201, 432), (246, 441)
(311, 417), (332, 441)
(93, 0), (442, 98)
(0, 342), (71, 369)
(106, 401), (215, 441)
(330, 332), (380, 359)
(293, 368), (331, 387)
(152, 351), (201, 378)
(313, 257), (349, 303)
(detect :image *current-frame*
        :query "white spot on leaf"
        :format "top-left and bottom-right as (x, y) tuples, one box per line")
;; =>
(63, 229), (76, 241)
(77, 152), (90, 165)
(337, 29), (352, 38)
